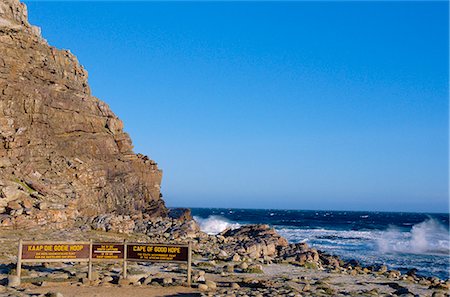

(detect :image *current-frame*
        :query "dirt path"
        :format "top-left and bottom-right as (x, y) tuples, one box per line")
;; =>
(29, 285), (200, 297)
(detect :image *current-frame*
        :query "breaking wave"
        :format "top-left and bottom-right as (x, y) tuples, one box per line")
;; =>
(277, 219), (449, 256)
(194, 215), (241, 235)
(377, 218), (449, 255)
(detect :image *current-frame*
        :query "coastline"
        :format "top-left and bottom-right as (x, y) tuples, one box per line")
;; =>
(0, 214), (449, 297)
(192, 207), (450, 279)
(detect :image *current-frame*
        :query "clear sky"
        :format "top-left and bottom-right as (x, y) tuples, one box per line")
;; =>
(25, 1), (448, 213)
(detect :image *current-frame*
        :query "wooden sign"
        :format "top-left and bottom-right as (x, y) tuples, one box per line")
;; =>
(16, 240), (192, 287)
(21, 242), (90, 262)
(127, 243), (189, 262)
(92, 243), (124, 260)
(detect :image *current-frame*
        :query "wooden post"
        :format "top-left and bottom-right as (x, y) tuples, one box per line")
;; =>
(17, 239), (22, 280)
(187, 241), (192, 287)
(123, 241), (127, 279)
(88, 239), (93, 280)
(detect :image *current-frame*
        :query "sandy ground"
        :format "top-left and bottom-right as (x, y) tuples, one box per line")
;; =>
(3, 262), (438, 297)
(26, 285), (200, 297)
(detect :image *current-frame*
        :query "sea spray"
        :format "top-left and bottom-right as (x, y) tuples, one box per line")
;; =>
(377, 218), (450, 255)
(194, 215), (241, 234)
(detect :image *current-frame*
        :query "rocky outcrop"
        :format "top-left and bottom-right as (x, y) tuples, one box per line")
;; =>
(220, 224), (289, 259)
(0, 0), (167, 228)
(168, 208), (193, 221)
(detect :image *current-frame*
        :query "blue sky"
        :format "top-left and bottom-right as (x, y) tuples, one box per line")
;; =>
(25, 1), (448, 212)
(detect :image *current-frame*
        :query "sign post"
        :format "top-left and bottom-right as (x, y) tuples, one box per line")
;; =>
(88, 239), (93, 281)
(16, 239), (22, 279)
(123, 241), (127, 279)
(187, 241), (192, 287)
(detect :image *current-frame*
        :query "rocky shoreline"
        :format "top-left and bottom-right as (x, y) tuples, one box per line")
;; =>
(0, 215), (449, 297)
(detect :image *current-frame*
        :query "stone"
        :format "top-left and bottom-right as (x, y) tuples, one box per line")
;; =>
(7, 200), (22, 211)
(225, 264), (235, 273)
(162, 278), (173, 285)
(220, 225), (289, 259)
(301, 283), (311, 292)
(37, 202), (49, 210)
(2, 186), (27, 202)
(168, 208), (193, 221)
(118, 278), (131, 286)
(81, 278), (90, 284)
(388, 270), (401, 279)
(205, 280), (217, 290)
(231, 283), (240, 289)
(21, 198), (34, 209)
(377, 265), (388, 274)
(218, 250), (228, 259)
(101, 276), (113, 283)
(127, 274), (146, 284)
(7, 275), (20, 287)
(240, 262), (249, 270)
(142, 277), (152, 285)
(232, 253), (241, 262)
(46, 292), (64, 297)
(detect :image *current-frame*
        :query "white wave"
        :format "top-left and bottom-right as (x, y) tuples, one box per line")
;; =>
(277, 227), (379, 243)
(377, 218), (449, 255)
(194, 215), (241, 235)
(277, 219), (450, 256)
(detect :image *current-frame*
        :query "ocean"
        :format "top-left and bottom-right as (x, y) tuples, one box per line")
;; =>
(191, 208), (450, 280)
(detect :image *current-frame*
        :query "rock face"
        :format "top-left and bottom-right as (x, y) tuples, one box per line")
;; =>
(0, 0), (167, 227)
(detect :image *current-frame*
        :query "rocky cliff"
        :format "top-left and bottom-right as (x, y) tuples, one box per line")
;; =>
(0, 0), (167, 228)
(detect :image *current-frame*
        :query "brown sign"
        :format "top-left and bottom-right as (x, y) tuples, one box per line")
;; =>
(127, 244), (188, 262)
(92, 243), (124, 260)
(21, 243), (90, 260)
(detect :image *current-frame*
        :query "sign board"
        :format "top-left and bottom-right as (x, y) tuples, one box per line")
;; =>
(16, 240), (191, 287)
(92, 243), (124, 260)
(127, 243), (189, 262)
(21, 242), (90, 261)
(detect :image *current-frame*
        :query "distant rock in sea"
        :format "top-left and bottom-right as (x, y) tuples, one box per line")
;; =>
(0, 0), (167, 228)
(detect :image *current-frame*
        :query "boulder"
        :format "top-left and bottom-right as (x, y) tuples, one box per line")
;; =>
(231, 253), (241, 262)
(220, 225), (288, 259)
(127, 274), (147, 284)
(7, 275), (20, 287)
(2, 186), (27, 202)
(239, 262), (249, 270)
(230, 282), (240, 289)
(205, 280), (217, 290)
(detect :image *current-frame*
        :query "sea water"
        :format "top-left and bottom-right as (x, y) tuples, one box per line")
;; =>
(191, 208), (450, 280)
